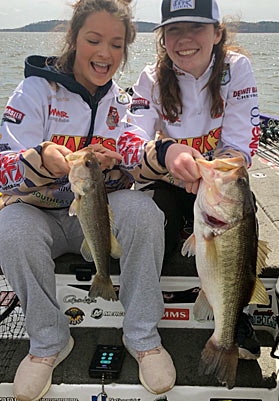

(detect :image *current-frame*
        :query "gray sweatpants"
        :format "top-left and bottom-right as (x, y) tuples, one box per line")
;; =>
(0, 189), (165, 356)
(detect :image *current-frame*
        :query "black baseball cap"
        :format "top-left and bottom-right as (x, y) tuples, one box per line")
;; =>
(154, 0), (221, 30)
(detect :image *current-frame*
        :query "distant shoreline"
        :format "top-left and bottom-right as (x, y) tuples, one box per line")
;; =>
(1, 19), (279, 33)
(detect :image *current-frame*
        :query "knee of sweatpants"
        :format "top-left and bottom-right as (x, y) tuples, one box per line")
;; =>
(0, 210), (20, 254)
(129, 191), (165, 232)
(0, 205), (52, 262)
(110, 190), (165, 232)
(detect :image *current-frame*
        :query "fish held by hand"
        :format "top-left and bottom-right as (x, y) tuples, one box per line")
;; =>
(182, 149), (270, 389)
(66, 147), (122, 301)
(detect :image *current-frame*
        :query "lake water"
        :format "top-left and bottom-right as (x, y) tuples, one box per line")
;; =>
(0, 32), (278, 116)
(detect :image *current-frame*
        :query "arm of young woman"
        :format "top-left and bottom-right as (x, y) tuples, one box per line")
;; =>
(0, 78), (67, 196)
(116, 67), (202, 193)
(218, 53), (260, 166)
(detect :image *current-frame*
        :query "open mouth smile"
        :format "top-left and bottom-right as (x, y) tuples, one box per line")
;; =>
(90, 61), (110, 74)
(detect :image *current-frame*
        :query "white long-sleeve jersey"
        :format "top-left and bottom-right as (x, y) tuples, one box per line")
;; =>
(121, 51), (260, 184)
(0, 55), (133, 209)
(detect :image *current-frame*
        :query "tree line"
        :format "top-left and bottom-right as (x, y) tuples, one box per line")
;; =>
(1, 20), (279, 33)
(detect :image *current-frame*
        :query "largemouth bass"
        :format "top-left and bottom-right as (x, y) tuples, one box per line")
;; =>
(182, 150), (270, 389)
(66, 147), (122, 301)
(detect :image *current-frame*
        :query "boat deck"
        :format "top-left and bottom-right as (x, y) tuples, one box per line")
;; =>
(1, 153), (279, 399)
(2, 327), (277, 389)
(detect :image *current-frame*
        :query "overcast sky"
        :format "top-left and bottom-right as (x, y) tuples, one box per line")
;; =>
(0, 0), (279, 29)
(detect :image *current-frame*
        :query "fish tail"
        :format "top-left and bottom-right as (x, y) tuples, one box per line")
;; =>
(89, 274), (117, 302)
(199, 336), (238, 389)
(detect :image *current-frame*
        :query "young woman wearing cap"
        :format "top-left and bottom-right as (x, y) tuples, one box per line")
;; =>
(121, 0), (259, 258)
(119, 0), (261, 380)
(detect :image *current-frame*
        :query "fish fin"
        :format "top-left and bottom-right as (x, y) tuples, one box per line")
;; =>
(199, 336), (238, 390)
(108, 204), (115, 226)
(205, 237), (218, 265)
(249, 277), (270, 305)
(181, 233), (196, 257)
(256, 239), (271, 274)
(107, 204), (123, 259)
(110, 232), (122, 259)
(89, 273), (117, 301)
(193, 289), (214, 321)
(80, 239), (93, 262)
(69, 198), (79, 216)
(71, 182), (86, 196)
(107, 205), (122, 258)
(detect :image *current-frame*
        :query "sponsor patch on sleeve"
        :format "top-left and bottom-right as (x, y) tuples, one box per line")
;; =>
(0, 143), (11, 152)
(2, 106), (25, 125)
(0, 153), (25, 190)
(129, 98), (150, 114)
(117, 132), (146, 168)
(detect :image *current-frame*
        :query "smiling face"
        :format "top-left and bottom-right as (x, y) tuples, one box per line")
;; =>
(73, 11), (126, 94)
(164, 22), (222, 79)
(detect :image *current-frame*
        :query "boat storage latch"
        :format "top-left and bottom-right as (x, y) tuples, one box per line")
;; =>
(70, 264), (93, 281)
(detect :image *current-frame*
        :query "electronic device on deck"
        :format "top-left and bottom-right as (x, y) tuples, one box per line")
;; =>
(89, 344), (125, 380)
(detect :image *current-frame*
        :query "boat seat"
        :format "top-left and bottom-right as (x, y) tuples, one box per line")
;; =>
(54, 250), (279, 279)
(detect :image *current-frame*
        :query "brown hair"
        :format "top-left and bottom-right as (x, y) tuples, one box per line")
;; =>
(55, 0), (136, 73)
(155, 23), (239, 123)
